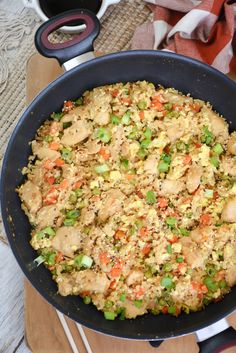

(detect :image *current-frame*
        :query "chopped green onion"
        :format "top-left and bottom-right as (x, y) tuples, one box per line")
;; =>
(80, 255), (93, 268)
(176, 141), (186, 151)
(63, 218), (76, 226)
(74, 254), (83, 266)
(95, 164), (110, 173)
(75, 188), (83, 197)
(164, 103), (173, 110)
(33, 255), (45, 267)
(168, 306), (176, 315)
(140, 138), (151, 148)
(47, 252), (56, 266)
(120, 293), (126, 302)
(61, 147), (72, 161)
(121, 111), (131, 125)
(212, 143), (223, 155)
(166, 217), (177, 228)
(210, 156), (219, 168)
(176, 257), (184, 263)
(158, 161), (170, 173)
(204, 189), (214, 198)
(96, 128), (111, 143)
(179, 227), (190, 236)
(44, 135), (53, 142)
(69, 193), (77, 204)
(128, 126), (140, 140)
(92, 187), (101, 195)
(138, 100), (147, 110)
(201, 126), (214, 145)
(36, 227), (55, 239)
(83, 296), (91, 304)
(219, 279), (227, 289)
(161, 277), (173, 289)
(146, 190), (157, 204)
(51, 112), (63, 121)
(120, 159), (129, 169)
(167, 111), (179, 119)
(138, 148), (147, 159)
(104, 311), (117, 320)
(206, 266), (216, 277)
(75, 97), (83, 106)
(161, 152), (172, 164)
(166, 244), (172, 254)
(111, 114), (120, 125)
(133, 300), (143, 308)
(144, 128), (152, 139)
(63, 122), (72, 129)
(163, 263), (172, 272)
(203, 277), (218, 292)
(119, 308), (126, 320)
(66, 209), (80, 219)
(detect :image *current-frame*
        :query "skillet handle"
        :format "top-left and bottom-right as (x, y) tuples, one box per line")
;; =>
(35, 9), (100, 69)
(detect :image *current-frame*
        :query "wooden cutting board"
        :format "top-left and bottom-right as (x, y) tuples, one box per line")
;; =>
(25, 53), (236, 353)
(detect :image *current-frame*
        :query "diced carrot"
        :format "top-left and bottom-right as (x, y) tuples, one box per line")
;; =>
(195, 142), (202, 148)
(162, 110), (168, 117)
(48, 265), (55, 271)
(177, 262), (187, 274)
(215, 270), (225, 281)
(110, 267), (122, 277)
(109, 280), (117, 289)
(139, 110), (145, 121)
(120, 97), (132, 105)
(151, 100), (164, 111)
(125, 174), (135, 181)
(56, 252), (64, 263)
(114, 230), (126, 240)
(213, 191), (219, 199)
(142, 244), (151, 255)
(168, 234), (178, 244)
(55, 158), (65, 167)
(134, 287), (144, 298)
(58, 179), (69, 189)
(44, 174), (55, 185)
(43, 159), (55, 170)
(43, 192), (58, 205)
(74, 181), (82, 189)
(99, 252), (111, 265)
(50, 121), (61, 135)
(158, 197), (168, 208)
(173, 104), (183, 111)
(162, 306), (168, 314)
(63, 100), (74, 111)
(200, 284), (208, 293)
(192, 281), (208, 293)
(139, 227), (148, 237)
(91, 195), (100, 202)
(49, 141), (60, 150)
(99, 148), (110, 160)
(183, 154), (192, 165)
(136, 190), (144, 199)
(199, 213), (211, 225)
(112, 89), (119, 98)
(190, 103), (201, 113)
(152, 94), (165, 103)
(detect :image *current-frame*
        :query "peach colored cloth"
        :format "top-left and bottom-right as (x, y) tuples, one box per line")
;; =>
(132, 0), (236, 73)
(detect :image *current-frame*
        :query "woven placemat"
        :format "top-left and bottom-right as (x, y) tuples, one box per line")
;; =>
(0, 1), (151, 241)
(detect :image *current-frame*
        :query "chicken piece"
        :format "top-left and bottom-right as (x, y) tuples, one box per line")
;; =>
(19, 181), (42, 214)
(122, 300), (146, 319)
(75, 269), (110, 294)
(93, 110), (110, 125)
(61, 120), (91, 146)
(166, 123), (184, 143)
(144, 155), (159, 174)
(32, 142), (60, 160)
(36, 205), (60, 229)
(221, 197), (236, 223)
(180, 237), (205, 268)
(62, 164), (77, 179)
(223, 243), (236, 260)
(29, 165), (45, 186)
(225, 265), (236, 286)
(80, 207), (95, 226)
(98, 189), (125, 222)
(190, 226), (212, 244)
(186, 164), (203, 193)
(171, 281), (200, 309)
(202, 107), (228, 140)
(57, 275), (74, 296)
(227, 133), (236, 155)
(159, 179), (185, 196)
(221, 156), (236, 176)
(126, 270), (144, 286)
(51, 226), (82, 258)
(60, 112), (78, 123)
(110, 125), (125, 160)
(85, 139), (101, 154)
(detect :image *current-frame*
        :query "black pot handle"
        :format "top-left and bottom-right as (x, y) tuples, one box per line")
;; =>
(35, 9), (100, 66)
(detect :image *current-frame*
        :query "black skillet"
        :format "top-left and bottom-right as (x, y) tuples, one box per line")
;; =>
(1, 9), (236, 345)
